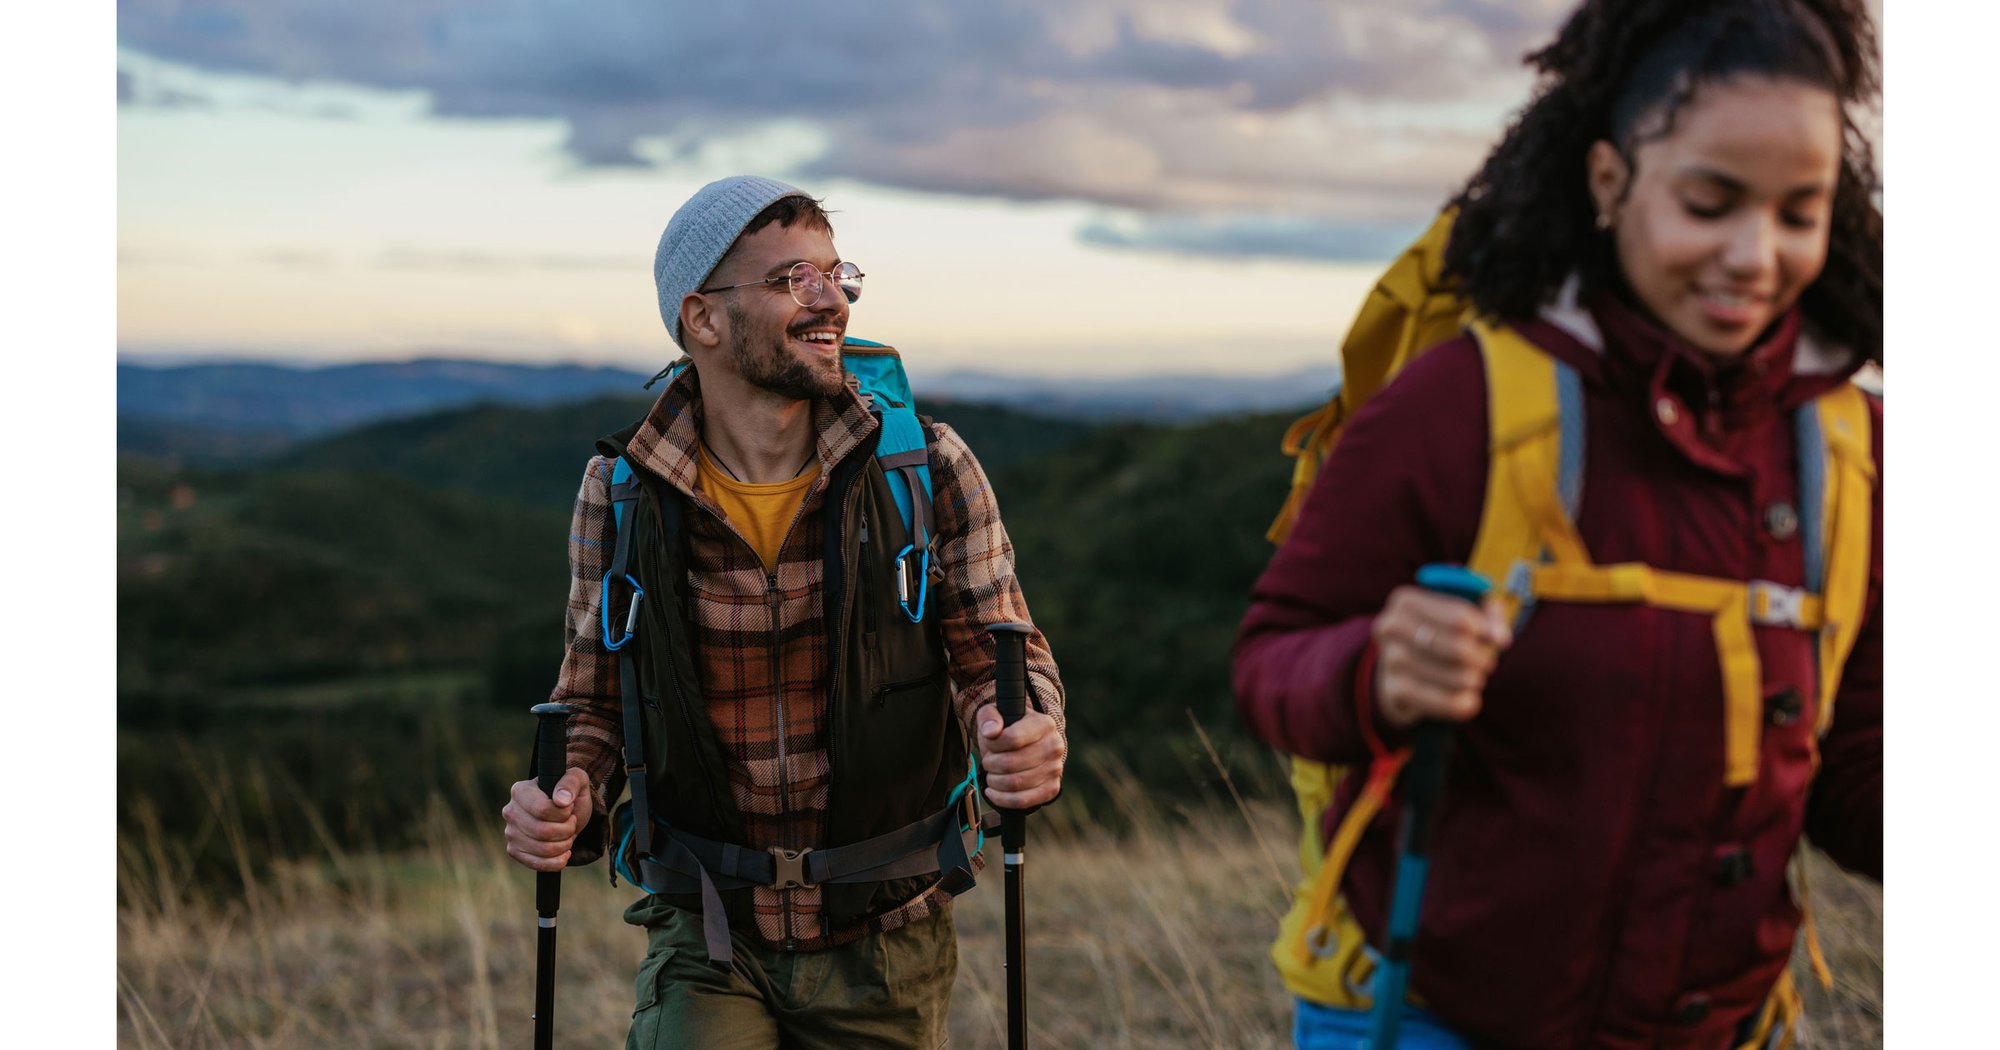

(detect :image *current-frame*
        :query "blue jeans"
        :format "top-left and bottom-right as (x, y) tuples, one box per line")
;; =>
(1293, 996), (1474, 1050)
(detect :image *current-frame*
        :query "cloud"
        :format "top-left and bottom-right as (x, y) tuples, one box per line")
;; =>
(117, 0), (1577, 247)
(373, 248), (634, 273)
(117, 62), (214, 109)
(1077, 213), (1430, 263)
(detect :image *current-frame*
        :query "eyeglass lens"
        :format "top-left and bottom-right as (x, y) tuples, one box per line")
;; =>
(786, 261), (864, 308)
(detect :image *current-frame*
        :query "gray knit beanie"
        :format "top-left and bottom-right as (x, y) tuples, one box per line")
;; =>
(655, 175), (814, 347)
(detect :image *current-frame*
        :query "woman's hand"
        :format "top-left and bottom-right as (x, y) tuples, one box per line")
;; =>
(1372, 586), (1514, 729)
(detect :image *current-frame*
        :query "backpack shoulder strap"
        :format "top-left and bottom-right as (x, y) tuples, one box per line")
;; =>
(841, 338), (936, 622)
(1466, 319), (1586, 622)
(1799, 382), (1877, 733)
(595, 452), (654, 857)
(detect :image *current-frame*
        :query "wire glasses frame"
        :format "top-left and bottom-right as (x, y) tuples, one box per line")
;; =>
(700, 260), (864, 309)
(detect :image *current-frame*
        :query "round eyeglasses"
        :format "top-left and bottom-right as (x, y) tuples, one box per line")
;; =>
(700, 260), (864, 309)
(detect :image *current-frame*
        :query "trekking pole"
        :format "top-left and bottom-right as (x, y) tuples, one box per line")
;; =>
(530, 702), (573, 1050)
(986, 622), (1035, 1050)
(1366, 565), (1491, 1050)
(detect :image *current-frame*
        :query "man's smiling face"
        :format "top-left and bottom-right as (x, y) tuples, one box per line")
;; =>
(707, 220), (851, 401)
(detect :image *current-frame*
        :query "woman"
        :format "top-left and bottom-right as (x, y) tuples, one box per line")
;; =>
(1233, 1), (1881, 1048)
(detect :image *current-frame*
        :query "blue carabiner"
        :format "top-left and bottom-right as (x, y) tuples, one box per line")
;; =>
(893, 542), (931, 623)
(600, 570), (646, 650)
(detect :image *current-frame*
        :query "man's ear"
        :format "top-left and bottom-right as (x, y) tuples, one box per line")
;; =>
(680, 292), (724, 350)
(1585, 140), (1630, 229)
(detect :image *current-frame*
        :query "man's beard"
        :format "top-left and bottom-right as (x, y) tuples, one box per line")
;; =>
(726, 302), (847, 401)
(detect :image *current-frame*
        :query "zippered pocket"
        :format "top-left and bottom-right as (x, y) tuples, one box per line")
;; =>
(874, 668), (945, 705)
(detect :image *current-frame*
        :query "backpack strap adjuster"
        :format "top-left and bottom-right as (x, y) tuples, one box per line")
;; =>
(1747, 580), (1820, 630)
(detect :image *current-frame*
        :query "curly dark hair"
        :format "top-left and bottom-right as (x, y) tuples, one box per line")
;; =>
(1442, 0), (1882, 361)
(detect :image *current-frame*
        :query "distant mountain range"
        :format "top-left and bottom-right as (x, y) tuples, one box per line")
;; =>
(920, 367), (1339, 419)
(117, 358), (659, 437)
(117, 356), (1341, 455)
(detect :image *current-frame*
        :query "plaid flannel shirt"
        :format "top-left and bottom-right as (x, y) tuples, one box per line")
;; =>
(550, 362), (1066, 951)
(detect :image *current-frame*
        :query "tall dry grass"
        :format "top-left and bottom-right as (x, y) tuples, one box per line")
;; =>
(116, 756), (1879, 1048)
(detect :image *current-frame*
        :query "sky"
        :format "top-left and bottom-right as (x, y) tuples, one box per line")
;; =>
(114, 0), (1586, 376)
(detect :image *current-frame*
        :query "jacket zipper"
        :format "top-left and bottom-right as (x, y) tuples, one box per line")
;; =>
(770, 470), (833, 950)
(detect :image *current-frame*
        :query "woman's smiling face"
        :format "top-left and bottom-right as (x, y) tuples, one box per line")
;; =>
(1589, 74), (1843, 359)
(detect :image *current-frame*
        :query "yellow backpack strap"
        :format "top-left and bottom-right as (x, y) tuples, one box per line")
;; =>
(1800, 384), (1877, 734)
(1268, 399), (1345, 544)
(1271, 756), (1382, 1006)
(1733, 967), (1803, 1050)
(1465, 321), (1582, 616)
(1471, 322), (1789, 787)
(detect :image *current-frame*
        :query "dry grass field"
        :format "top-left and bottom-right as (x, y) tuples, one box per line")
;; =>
(116, 761), (1880, 1049)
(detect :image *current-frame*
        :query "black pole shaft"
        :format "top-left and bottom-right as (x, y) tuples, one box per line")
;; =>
(987, 622), (1033, 1050)
(531, 703), (572, 1050)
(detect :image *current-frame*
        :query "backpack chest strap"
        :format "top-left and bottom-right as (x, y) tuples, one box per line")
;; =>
(1529, 561), (1824, 787)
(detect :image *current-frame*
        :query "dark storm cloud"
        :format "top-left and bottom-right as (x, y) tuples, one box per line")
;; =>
(117, 0), (1573, 254)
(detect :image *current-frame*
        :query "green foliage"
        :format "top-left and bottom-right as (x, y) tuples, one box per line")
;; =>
(118, 463), (567, 695)
(922, 399), (1101, 475)
(276, 395), (655, 509)
(991, 412), (1296, 795)
(117, 392), (1296, 883)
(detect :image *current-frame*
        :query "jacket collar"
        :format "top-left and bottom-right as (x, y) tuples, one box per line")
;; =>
(1522, 277), (1861, 412)
(623, 358), (880, 500)
(1510, 277), (1864, 476)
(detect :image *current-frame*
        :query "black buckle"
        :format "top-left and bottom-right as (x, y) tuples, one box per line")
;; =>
(768, 846), (813, 890)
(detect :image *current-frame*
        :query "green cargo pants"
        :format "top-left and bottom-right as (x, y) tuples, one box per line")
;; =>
(623, 895), (956, 1050)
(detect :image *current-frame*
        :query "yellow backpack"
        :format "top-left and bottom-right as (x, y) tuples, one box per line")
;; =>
(1264, 210), (1876, 1050)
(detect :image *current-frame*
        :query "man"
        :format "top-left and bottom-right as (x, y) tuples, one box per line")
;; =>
(500, 175), (1067, 1049)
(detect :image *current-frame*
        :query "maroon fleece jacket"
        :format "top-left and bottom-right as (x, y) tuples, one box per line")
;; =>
(1234, 296), (1882, 1050)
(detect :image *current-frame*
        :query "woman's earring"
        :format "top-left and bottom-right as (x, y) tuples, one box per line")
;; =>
(1595, 211), (1613, 231)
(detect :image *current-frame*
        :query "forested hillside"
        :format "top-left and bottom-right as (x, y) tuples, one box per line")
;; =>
(118, 393), (1270, 879)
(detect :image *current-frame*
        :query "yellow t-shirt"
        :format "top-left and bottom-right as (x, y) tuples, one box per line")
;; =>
(695, 444), (822, 574)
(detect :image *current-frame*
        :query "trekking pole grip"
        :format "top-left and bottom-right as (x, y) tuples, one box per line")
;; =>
(534, 703), (572, 797)
(987, 622), (1033, 728)
(531, 703), (573, 918)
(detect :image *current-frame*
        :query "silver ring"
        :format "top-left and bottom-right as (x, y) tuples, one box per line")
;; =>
(1413, 625), (1436, 652)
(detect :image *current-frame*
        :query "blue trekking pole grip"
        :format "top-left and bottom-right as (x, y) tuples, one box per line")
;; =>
(986, 621), (1034, 1050)
(531, 702), (573, 1050)
(1366, 565), (1490, 1050)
